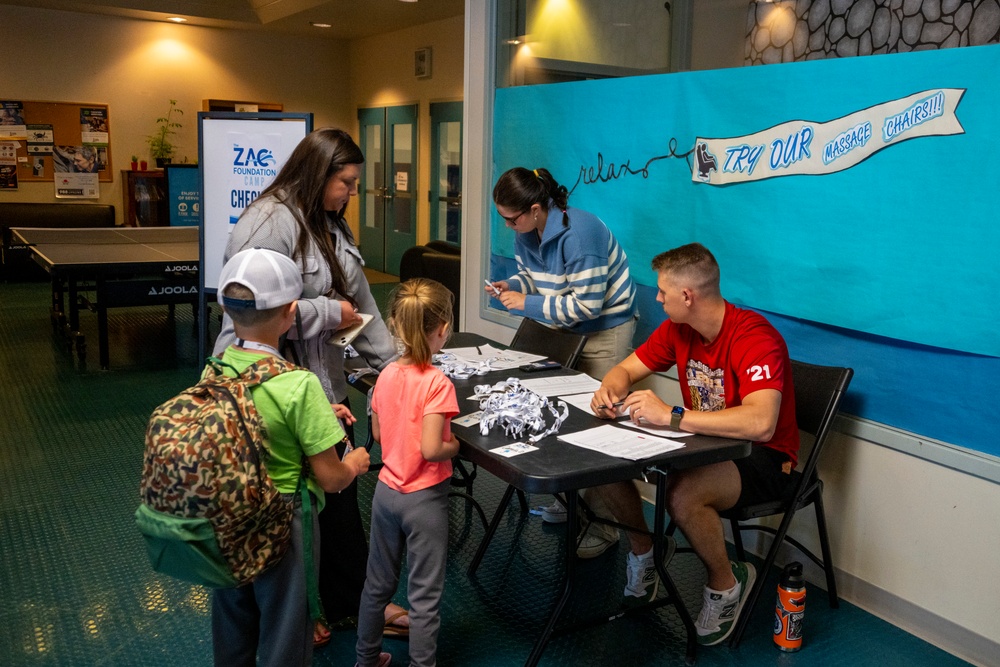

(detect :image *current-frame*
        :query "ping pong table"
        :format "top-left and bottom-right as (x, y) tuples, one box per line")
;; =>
(11, 226), (199, 369)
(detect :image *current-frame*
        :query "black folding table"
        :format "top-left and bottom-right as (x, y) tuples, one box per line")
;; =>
(375, 332), (753, 666)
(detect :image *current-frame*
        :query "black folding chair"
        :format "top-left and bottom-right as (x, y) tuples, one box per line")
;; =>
(509, 317), (588, 370)
(722, 360), (853, 647)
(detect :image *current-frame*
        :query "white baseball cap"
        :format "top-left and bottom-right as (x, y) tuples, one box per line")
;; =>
(218, 248), (302, 309)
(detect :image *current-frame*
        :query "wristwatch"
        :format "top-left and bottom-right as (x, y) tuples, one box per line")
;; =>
(670, 405), (685, 430)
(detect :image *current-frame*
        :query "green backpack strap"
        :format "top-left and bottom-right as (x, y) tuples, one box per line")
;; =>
(297, 457), (321, 621)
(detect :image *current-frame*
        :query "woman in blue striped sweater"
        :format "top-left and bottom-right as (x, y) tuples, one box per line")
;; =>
(488, 166), (639, 550)
(487, 166), (637, 381)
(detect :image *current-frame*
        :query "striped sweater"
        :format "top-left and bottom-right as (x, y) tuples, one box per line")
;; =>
(506, 205), (635, 334)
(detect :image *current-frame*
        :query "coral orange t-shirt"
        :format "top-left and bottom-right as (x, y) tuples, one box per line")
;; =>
(371, 361), (459, 493)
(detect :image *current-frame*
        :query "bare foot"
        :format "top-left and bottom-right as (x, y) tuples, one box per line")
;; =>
(384, 602), (410, 629)
(314, 620), (331, 647)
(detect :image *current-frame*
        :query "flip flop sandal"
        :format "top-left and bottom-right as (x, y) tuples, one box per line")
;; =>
(383, 609), (410, 638)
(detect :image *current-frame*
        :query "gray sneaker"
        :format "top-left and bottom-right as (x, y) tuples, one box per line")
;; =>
(694, 561), (757, 646)
(576, 519), (619, 559)
(623, 537), (676, 605)
(538, 499), (567, 524)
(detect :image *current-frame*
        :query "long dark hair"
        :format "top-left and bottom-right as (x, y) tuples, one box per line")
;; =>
(257, 128), (365, 304)
(492, 167), (570, 227)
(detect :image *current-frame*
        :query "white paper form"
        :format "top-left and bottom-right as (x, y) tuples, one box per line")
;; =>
(440, 344), (546, 370)
(558, 392), (599, 415)
(519, 374), (602, 397)
(619, 419), (694, 438)
(558, 424), (686, 460)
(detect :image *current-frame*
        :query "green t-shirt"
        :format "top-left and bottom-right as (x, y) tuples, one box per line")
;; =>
(208, 347), (347, 511)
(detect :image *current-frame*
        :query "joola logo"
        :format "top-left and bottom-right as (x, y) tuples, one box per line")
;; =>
(232, 145), (276, 168)
(165, 264), (198, 272)
(148, 286), (198, 296)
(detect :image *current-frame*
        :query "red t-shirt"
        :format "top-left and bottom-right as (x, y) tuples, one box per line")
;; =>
(371, 361), (460, 493)
(635, 301), (799, 465)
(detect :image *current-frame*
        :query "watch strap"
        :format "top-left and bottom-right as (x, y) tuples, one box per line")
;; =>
(670, 406), (684, 430)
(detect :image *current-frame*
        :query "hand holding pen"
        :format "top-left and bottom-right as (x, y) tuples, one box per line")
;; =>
(484, 279), (503, 297)
(592, 388), (630, 419)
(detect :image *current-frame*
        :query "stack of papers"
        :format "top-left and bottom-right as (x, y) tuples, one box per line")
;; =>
(518, 374), (601, 397)
(558, 424), (686, 461)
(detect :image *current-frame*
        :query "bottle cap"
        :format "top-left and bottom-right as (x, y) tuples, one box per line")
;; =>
(781, 561), (804, 587)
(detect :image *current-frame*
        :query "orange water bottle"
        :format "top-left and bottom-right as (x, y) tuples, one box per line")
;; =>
(774, 561), (805, 651)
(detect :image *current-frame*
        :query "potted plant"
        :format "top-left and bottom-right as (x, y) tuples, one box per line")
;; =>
(130, 154), (138, 170)
(146, 99), (183, 168)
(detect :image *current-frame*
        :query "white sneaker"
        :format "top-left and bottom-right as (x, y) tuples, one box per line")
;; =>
(538, 499), (567, 524)
(694, 561), (756, 646)
(576, 520), (619, 559)
(623, 537), (676, 604)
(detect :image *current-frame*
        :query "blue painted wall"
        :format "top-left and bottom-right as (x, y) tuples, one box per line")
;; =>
(489, 45), (1000, 458)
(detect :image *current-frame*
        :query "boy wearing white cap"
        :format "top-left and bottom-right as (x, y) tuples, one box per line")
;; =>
(210, 248), (379, 667)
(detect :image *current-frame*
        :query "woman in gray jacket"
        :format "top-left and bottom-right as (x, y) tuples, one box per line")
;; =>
(214, 128), (409, 645)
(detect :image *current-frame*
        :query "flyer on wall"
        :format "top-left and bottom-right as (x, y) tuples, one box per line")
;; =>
(80, 107), (109, 145)
(26, 124), (54, 155)
(0, 101), (27, 139)
(0, 141), (17, 189)
(52, 143), (99, 198)
(54, 172), (98, 198)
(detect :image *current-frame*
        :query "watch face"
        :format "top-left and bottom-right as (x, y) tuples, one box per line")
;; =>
(672, 406), (684, 416)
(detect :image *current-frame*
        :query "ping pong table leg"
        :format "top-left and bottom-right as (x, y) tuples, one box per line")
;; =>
(96, 278), (109, 369)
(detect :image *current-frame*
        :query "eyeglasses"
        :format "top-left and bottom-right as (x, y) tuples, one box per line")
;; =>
(498, 209), (527, 224)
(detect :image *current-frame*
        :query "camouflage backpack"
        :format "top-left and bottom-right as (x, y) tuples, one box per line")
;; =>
(135, 355), (301, 588)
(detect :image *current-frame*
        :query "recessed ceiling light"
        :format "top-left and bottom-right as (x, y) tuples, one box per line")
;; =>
(167, 17), (186, 23)
(310, 22), (332, 28)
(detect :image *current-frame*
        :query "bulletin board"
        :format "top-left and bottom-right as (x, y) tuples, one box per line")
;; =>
(1, 99), (113, 183)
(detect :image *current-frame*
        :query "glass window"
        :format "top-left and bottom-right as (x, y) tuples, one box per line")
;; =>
(496, 0), (677, 87)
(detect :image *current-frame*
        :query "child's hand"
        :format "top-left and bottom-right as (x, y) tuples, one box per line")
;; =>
(344, 447), (370, 476)
(332, 403), (357, 425)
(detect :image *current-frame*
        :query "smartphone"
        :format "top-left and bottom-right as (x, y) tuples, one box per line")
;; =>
(519, 360), (562, 372)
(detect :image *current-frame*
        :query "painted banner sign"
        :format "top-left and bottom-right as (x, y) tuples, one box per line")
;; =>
(692, 88), (965, 185)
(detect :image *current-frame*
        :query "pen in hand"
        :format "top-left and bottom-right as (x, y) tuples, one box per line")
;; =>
(595, 391), (632, 410)
(484, 279), (502, 296)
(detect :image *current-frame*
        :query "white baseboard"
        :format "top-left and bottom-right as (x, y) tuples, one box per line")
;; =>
(726, 528), (996, 667)
(835, 567), (996, 667)
(635, 489), (996, 666)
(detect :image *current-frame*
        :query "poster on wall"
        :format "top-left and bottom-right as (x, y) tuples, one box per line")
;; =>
(0, 101), (26, 139)
(52, 144), (98, 198)
(26, 124), (53, 154)
(80, 107), (109, 145)
(199, 113), (312, 291)
(0, 141), (17, 189)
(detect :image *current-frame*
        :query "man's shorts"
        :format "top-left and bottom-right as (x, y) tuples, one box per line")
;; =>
(731, 445), (797, 509)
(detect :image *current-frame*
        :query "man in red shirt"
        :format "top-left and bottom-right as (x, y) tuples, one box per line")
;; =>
(589, 242), (798, 646)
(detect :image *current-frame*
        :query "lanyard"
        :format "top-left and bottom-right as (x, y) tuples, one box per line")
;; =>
(236, 339), (282, 358)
